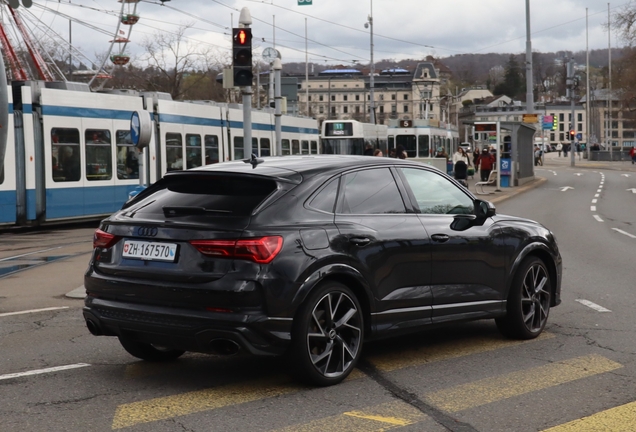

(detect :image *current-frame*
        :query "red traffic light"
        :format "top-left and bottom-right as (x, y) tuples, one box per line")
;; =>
(569, 129), (575, 136)
(234, 29), (251, 46)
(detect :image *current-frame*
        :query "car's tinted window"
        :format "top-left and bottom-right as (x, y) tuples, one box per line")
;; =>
(340, 168), (405, 214)
(309, 178), (339, 213)
(399, 168), (474, 214)
(127, 175), (277, 217)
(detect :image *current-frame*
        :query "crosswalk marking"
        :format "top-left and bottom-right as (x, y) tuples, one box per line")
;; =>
(542, 400), (636, 431)
(272, 401), (429, 432)
(424, 354), (622, 413)
(368, 332), (554, 372)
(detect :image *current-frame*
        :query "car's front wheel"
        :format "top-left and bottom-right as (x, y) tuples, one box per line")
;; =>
(118, 337), (185, 362)
(496, 256), (551, 339)
(292, 281), (364, 386)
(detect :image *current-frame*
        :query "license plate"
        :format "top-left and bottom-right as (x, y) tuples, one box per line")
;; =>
(122, 240), (178, 262)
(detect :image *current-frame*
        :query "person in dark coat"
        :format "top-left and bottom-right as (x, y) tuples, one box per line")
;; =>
(478, 148), (495, 181)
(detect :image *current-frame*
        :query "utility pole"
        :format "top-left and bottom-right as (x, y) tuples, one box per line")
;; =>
(274, 58), (282, 155)
(237, 8), (253, 158)
(365, 0), (375, 124)
(567, 58), (576, 167)
(525, 0), (534, 114)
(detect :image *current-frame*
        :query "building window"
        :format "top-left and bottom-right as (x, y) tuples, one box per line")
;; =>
(578, 123), (582, 131)
(319, 95), (323, 101)
(568, 113), (572, 121)
(319, 106), (324, 114)
(355, 84), (359, 87)
(559, 133), (564, 141)
(331, 95), (335, 101)
(355, 95), (360, 101)
(559, 113), (564, 121)
(344, 95), (348, 101)
(344, 106), (348, 114)
(319, 85), (323, 88)
(355, 106), (360, 113)
(392, 94), (396, 100)
(404, 105), (408, 113)
(550, 133), (555, 141)
(379, 106), (384, 113)
(331, 107), (336, 115)
(578, 113), (582, 121)
(308, 96), (312, 101)
(344, 85), (347, 88)
(403, 94), (408, 100)
(559, 124), (564, 132)
(380, 94), (384, 101)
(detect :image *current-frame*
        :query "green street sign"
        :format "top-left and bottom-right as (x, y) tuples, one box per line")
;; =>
(298, 0), (312, 5)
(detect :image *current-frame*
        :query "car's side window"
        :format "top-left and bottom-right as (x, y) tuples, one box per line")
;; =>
(399, 168), (474, 215)
(308, 177), (339, 213)
(340, 168), (406, 214)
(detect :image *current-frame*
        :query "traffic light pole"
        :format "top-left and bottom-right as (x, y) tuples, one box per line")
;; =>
(273, 58), (282, 155)
(237, 8), (253, 159)
(568, 58), (576, 168)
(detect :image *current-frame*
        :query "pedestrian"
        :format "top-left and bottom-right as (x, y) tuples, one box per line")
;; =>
(473, 147), (480, 167)
(534, 146), (543, 166)
(478, 148), (495, 181)
(396, 145), (407, 159)
(373, 149), (383, 157)
(563, 143), (569, 157)
(452, 147), (469, 175)
(364, 143), (374, 156)
(575, 142), (582, 160)
(630, 146), (636, 164)
(556, 142), (563, 157)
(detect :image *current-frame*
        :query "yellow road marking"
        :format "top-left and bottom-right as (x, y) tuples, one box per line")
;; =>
(369, 332), (554, 372)
(272, 401), (428, 432)
(425, 354), (622, 413)
(112, 377), (301, 429)
(542, 400), (636, 432)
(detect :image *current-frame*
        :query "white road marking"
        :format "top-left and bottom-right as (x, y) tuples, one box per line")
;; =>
(622, 174), (631, 177)
(591, 206), (597, 211)
(593, 215), (604, 222)
(560, 186), (574, 191)
(0, 364), (90, 381)
(600, 182), (604, 185)
(576, 299), (612, 313)
(612, 228), (636, 239)
(627, 188), (636, 194)
(594, 194), (599, 198)
(597, 189), (602, 193)
(0, 307), (69, 318)
(592, 199), (598, 204)
(575, 173), (583, 176)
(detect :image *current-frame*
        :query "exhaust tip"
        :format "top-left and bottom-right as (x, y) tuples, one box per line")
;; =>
(210, 339), (240, 356)
(85, 319), (102, 336)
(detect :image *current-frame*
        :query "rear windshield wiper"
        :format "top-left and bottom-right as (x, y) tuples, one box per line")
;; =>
(162, 206), (232, 217)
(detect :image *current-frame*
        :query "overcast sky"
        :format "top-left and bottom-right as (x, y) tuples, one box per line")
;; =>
(18, 0), (633, 69)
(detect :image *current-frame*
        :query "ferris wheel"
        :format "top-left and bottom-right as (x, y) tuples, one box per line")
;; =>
(0, 0), (141, 88)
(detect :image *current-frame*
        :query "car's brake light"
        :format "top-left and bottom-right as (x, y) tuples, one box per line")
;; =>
(190, 236), (283, 264)
(93, 229), (120, 249)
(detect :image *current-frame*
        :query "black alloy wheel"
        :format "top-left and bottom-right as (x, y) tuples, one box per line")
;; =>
(292, 281), (363, 386)
(496, 256), (551, 339)
(118, 336), (185, 362)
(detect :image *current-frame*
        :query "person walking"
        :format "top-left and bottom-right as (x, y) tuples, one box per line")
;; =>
(630, 146), (636, 164)
(477, 148), (495, 181)
(452, 147), (469, 175)
(556, 142), (563, 157)
(576, 142), (582, 160)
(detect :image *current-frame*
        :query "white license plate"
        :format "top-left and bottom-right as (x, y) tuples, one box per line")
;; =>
(122, 240), (178, 262)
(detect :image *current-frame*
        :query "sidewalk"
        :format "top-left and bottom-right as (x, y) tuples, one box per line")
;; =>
(462, 169), (546, 204)
(540, 150), (636, 173)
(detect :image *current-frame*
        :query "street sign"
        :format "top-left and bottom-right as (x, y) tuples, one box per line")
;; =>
(475, 122), (497, 132)
(297, 0), (312, 4)
(522, 114), (539, 123)
(542, 115), (554, 130)
(130, 110), (152, 149)
(576, 133), (582, 140)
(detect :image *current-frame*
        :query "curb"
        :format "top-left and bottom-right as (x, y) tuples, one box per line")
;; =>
(489, 176), (547, 204)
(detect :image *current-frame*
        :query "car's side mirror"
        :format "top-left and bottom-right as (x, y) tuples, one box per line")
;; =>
(475, 199), (496, 218)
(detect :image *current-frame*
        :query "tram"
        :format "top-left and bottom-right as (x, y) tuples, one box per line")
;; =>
(387, 119), (460, 158)
(0, 82), (319, 227)
(320, 119), (388, 155)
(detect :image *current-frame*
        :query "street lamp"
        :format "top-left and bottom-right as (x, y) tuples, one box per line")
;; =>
(364, 0), (375, 124)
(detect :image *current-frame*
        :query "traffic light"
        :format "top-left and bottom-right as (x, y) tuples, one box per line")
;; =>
(232, 28), (253, 87)
(569, 129), (575, 140)
(552, 116), (558, 131)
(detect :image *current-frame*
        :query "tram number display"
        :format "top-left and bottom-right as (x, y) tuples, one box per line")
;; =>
(122, 240), (178, 262)
(325, 122), (353, 137)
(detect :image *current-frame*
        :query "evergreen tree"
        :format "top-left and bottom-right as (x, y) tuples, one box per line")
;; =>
(494, 55), (525, 98)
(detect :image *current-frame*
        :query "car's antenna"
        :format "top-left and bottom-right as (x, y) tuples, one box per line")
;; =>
(243, 153), (264, 169)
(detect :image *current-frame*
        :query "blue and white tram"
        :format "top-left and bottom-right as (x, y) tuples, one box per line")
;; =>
(387, 119), (459, 158)
(320, 119), (388, 155)
(0, 82), (320, 228)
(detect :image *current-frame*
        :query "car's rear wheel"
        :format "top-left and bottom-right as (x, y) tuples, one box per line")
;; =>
(496, 256), (551, 339)
(118, 337), (185, 361)
(292, 281), (363, 386)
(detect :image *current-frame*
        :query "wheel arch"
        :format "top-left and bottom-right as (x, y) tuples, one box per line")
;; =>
(507, 243), (559, 307)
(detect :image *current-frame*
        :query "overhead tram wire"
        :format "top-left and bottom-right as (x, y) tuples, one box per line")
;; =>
(243, 0), (464, 55)
(208, 0), (367, 61)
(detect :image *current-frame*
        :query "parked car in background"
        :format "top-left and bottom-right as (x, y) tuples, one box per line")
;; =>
(83, 156), (562, 386)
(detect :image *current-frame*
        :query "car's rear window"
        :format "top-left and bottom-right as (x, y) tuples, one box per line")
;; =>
(126, 174), (278, 217)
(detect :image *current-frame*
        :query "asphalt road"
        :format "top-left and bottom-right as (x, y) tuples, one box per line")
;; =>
(1, 158), (635, 431)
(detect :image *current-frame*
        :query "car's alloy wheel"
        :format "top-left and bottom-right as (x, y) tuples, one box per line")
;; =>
(293, 282), (363, 386)
(118, 336), (185, 362)
(496, 256), (551, 339)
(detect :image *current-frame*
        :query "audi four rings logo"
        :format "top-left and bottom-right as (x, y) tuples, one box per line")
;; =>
(137, 227), (158, 237)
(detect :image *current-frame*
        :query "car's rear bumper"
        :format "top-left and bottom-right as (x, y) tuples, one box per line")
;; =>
(83, 295), (292, 356)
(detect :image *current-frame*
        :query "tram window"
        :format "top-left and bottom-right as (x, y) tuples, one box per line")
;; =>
(396, 135), (416, 158)
(186, 134), (202, 169)
(292, 140), (300, 155)
(282, 139), (291, 155)
(310, 140), (318, 154)
(234, 136), (244, 160)
(51, 128), (81, 182)
(0, 162), (4, 184)
(260, 138), (271, 156)
(116, 129), (138, 180)
(251, 138), (259, 157)
(388, 136), (394, 149)
(418, 135), (430, 157)
(166, 133), (183, 171)
(301, 140), (309, 154)
(204, 135), (219, 164)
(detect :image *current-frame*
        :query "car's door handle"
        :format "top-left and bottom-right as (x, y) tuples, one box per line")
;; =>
(349, 237), (371, 246)
(431, 234), (450, 243)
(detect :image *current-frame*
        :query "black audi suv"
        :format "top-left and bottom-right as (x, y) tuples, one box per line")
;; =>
(84, 155), (562, 386)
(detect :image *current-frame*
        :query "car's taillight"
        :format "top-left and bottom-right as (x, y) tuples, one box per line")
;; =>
(93, 229), (120, 249)
(190, 236), (283, 264)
